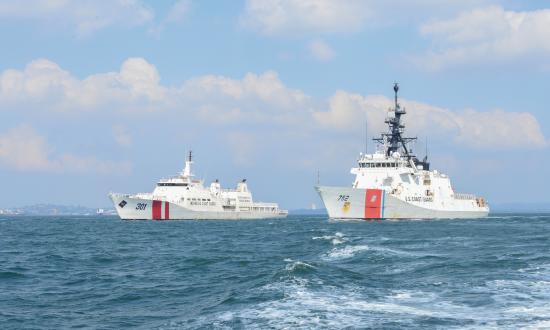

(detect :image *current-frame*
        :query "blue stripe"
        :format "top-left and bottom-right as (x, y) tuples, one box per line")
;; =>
(381, 190), (385, 219)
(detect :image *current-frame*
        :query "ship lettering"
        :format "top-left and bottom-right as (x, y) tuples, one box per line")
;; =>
(136, 203), (147, 210)
(405, 196), (433, 203)
(337, 195), (350, 202)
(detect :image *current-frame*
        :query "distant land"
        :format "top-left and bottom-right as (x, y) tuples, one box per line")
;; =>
(0, 204), (116, 216)
(1, 203), (548, 216)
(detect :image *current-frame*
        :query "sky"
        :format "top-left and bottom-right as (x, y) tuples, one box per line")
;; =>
(0, 0), (549, 209)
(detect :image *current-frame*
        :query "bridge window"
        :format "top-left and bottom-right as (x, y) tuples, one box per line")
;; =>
(157, 183), (189, 187)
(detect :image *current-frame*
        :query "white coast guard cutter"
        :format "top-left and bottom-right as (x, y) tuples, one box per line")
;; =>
(109, 152), (288, 220)
(316, 84), (489, 219)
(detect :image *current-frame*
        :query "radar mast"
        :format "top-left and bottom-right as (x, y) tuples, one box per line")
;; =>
(373, 83), (417, 160)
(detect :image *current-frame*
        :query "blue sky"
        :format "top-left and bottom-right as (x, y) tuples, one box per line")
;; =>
(0, 0), (549, 209)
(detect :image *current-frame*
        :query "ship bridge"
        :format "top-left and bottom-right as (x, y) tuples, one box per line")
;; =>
(156, 151), (199, 187)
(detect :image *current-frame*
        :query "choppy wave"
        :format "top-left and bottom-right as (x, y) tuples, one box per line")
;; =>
(321, 242), (435, 262)
(1, 214), (549, 329)
(322, 245), (370, 261)
(193, 278), (537, 329)
(194, 276), (550, 329)
(284, 260), (316, 273)
(312, 232), (347, 245)
(196, 280), (445, 328)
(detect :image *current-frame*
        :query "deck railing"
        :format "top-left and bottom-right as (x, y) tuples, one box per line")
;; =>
(453, 193), (476, 200)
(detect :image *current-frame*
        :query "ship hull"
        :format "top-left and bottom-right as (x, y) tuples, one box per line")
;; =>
(109, 194), (287, 220)
(316, 186), (489, 219)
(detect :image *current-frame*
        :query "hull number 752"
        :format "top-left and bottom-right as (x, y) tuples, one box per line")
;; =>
(337, 195), (350, 202)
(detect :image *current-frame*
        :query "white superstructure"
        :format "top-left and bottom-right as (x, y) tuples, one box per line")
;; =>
(316, 84), (489, 219)
(109, 152), (288, 220)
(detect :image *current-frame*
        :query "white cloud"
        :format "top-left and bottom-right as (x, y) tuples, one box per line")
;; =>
(182, 71), (303, 104)
(453, 109), (547, 149)
(314, 91), (384, 131)
(241, 0), (370, 36)
(416, 6), (550, 70)
(118, 57), (164, 101)
(0, 0), (154, 36)
(0, 59), (307, 120)
(313, 91), (548, 149)
(1, 58), (547, 150)
(308, 39), (335, 61)
(240, 0), (493, 37)
(0, 57), (166, 111)
(0, 125), (131, 173)
(179, 70), (310, 124)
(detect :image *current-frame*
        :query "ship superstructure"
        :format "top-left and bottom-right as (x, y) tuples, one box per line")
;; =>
(316, 84), (489, 219)
(109, 152), (288, 220)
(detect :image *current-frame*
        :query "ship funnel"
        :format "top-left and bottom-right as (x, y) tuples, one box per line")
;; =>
(237, 179), (248, 192)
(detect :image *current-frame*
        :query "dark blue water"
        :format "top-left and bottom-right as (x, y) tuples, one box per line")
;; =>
(1, 215), (549, 329)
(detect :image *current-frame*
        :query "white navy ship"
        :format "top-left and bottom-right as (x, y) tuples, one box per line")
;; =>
(316, 84), (489, 219)
(109, 152), (288, 220)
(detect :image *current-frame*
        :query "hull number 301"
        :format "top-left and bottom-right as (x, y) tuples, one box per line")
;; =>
(136, 203), (148, 210)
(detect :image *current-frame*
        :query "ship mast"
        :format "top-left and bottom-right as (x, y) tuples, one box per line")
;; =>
(373, 83), (417, 160)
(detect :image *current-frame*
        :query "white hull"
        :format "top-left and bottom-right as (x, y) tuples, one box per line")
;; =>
(109, 194), (287, 220)
(316, 186), (489, 219)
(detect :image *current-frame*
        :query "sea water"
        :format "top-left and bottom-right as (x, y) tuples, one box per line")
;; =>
(1, 214), (549, 329)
